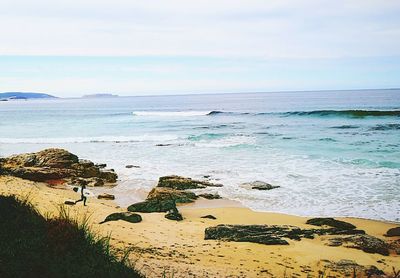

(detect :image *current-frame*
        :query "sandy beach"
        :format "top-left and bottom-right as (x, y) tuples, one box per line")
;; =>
(1, 175), (399, 277)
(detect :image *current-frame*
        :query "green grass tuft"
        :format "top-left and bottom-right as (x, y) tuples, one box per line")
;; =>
(0, 195), (143, 278)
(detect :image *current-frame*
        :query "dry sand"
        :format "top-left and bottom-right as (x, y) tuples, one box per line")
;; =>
(1, 176), (399, 277)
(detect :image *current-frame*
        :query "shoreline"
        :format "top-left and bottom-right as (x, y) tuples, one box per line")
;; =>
(1, 175), (399, 277)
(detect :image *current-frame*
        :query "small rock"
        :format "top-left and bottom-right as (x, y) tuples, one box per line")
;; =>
(306, 217), (356, 230)
(198, 193), (221, 200)
(126, 165), (140, 169)
(388, 239), (400, 255)
(326, 239), (343, 247)
(155, 144), (172, 147)
(95, 163), (107, 168)
(100, 212), (142, 224)
(165, 209), (183, 221)
(385, 226), (400, 237)
(241, 181), (280, 190)
(201, 215), (217, 220)
(97, 193), (115, 200)
(64, 200), (75, 205)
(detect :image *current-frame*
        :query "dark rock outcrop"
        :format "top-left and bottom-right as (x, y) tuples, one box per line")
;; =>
(204, 224), (365, 246)
(242, 181), (280, 190)
(306, 217), (356, 230)
(0, 149), (117, 185)
(127, 198), (176, 213)
(385, 226), (400, 237)
(97, 193), (115, 200)
(99, 212), (142, 224)
(198, 193), (221, 200)
(147, 187), (197, 204)
(329, 234), (390, 256)
(157, 175), (222, 190)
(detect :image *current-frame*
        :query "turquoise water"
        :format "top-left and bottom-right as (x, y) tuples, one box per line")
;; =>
(1, 89), (399, 221)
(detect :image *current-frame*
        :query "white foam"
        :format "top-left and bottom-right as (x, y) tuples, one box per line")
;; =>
(132, 111), (211, 117)
(0, 134), (179, 144)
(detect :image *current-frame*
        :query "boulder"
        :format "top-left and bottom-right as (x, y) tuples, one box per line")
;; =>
(385, 226), (400, 237)
(165, 209), (183, 221)
(198, 193), (221, 200)
(147, 187), (197, 204)
(127, 198), (176, 213)
(306, 217), (356, 230)
(241, 181), (280, 190)
(157, 175), (222, 190)
(329, 234), (389, 256)
(97, 193), (115, 200)
(99, 212), (142, 224)
(0, 148), (117, 185)
(204, 224), (365, 246)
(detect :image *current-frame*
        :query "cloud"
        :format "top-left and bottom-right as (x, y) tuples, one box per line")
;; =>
(1, 0), (399, 58)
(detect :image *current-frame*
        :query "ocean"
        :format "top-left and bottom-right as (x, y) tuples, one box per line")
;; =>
(1, 89), (399, 221)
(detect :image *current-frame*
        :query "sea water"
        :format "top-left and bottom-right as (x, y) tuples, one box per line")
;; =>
(1, 89), (399, 221)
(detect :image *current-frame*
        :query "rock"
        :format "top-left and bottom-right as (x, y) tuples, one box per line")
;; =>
(127, 198), (176, 213)
(97, 193), (115, 200)
(201, 215), (217, 220)
(165, 209), (183, 221)
(205, 225), (290, 245)
(71, 177), (105, 187)
(99, 170), (118, 183)
(147, 187), (197, 203)
(0, 148), (117, 185)
(125, 165), (140, 169)
(388, 239), (400, 255)
(321, 259), (385, 277)
(198, 193), (221, 200)
(385, 226), (400, 237)
(157, 175), (223, 190)
(242, 181), (280, 190)
(306, 217), (356, 230)
(95, 163), (107, 168)
(64, 200), (76, 205)
(204, 224), (365, 246)
(330, 234), (389, 256)
(326, 239), (343, 247)
(155, 144), (173, 147)
(99, 212), (142, 224)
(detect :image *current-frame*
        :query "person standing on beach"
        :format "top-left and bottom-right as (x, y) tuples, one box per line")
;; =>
(75, 183), (87, 206)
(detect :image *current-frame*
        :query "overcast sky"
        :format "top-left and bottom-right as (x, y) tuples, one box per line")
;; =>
(1, 0), (399, 97)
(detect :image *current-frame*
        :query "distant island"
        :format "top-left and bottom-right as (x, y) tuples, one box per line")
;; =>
(0, 92), (57, 101)
(82, 93), (119, 98)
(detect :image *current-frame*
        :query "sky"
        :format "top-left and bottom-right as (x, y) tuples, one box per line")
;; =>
(0, 0), (399, 97)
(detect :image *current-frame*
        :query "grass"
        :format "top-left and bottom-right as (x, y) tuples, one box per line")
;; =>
(0, 195), (143, 278)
